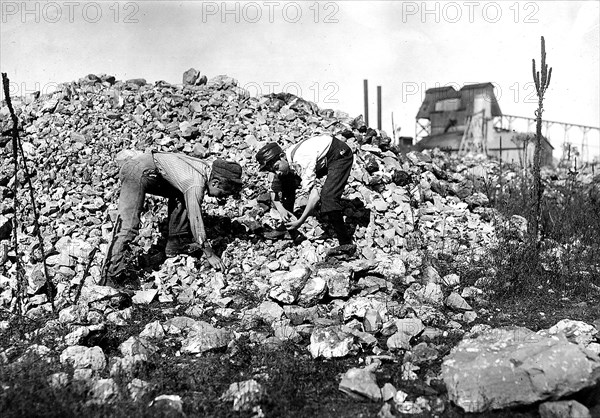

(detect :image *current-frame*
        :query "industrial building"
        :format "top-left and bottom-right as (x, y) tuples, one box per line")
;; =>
(413, 82), (554, 167)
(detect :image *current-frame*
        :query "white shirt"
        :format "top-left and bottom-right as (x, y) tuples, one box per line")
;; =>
(285, 135), (333, 195)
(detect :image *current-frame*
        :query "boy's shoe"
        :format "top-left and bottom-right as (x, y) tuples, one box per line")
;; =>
(287, 229), (306, 245)
(101, 270), (141, 296)
(264, 229), (307, 245)
(165, 236), (195, 257)
(263, 229), (287, 240)
(325, 244), (357, 258)
(103, 278), (135, 297)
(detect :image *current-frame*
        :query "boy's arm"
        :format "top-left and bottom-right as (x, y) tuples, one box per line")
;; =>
(270, 191), (297, 221)
(286, 187), (320, 230)
(184, 187), (225, 270)
(269, 173), (296, 221)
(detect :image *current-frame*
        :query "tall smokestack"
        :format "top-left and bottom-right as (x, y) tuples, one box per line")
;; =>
(363, 80), (369, 126)
(377, 85), (382, 130)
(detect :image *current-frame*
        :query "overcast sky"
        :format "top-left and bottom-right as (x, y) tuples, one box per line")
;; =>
(1, 1), (599, 158)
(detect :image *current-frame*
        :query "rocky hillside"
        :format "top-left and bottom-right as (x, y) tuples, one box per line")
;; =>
(0, 70), (598, 416)
(0, 70), (501, 309)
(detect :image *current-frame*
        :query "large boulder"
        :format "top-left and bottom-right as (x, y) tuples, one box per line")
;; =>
(441, 326), (600, 413)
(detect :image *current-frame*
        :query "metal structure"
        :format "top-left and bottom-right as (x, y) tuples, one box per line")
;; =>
(414, 119), (431, 143)
(494, 114), (600, 162)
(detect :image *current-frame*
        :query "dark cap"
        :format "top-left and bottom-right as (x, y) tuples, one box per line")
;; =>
(211, 159), (242, 184)
(256, 142), (283, 171)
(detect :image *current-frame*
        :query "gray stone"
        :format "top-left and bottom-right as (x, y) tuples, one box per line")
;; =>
(54, 236), (94, 259)
(17, 344), (52, 363)
(162, 316), (204, 335)
(401, 361), (420, 381)
(387, 318), (425, 350)
(181, 326), (232, 354)
(272, 319), (301, 342)
(269, 266), (312, 304)
(48, 372), (69, 388)
(363, 309), (383, 333)
(128, 378), (151, 402)
(257, 300), (284, 324)
(547, 319), (598, 346)
(183, 68), (199, 85)
(59, 304), (89, 324)
(221, 379), (265, 412)
(73, 368), (94, 381)
(373, 256), (406, 281)
(343, 296), (388, 321)
(378, 403), (395, 418)
(442, 326), (600, 413)
(126, 78), (146, 87)
(405, 342), (439, 365)
(27, 264), (46, 294)
(297, 276), (327, 306)
(442, 274), (460, 287)
(465, 192), (489, 207)
(282, 305), (318, 325)
(150, 394), (183, 413)
(320, 268), (351, 298)
(422, 266), (442, 284)
(132, 289), (158, 305)
(381, 383), (397, 401)
(347, 327), (378, 347)
(421, 327), (444, 340)
(106, 308), (132, 326)
(509, 215), (528, 239)
(339, 363), (382, 401)
(119, 336), (157, 358)
(310, 326), (356, 358)
(139, 321), (165, 340)
(60, 345), (106, 371)
(88, 378), (119, 404)
(404, 282), (444, 307)
(64, 326), (90, 346)
(445, 292), (472, 311)
(179, 121), (196, 138)
(78, 285), (122, 305)
(463, 311), (478, 323)
(539, 400), (591, 418)
(373, 199), (389, 212)
(461, 286), (483, 299)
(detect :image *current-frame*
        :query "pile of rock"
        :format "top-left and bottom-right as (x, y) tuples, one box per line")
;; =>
(1, 69), (598, 416)
(0, 69), (503, 316)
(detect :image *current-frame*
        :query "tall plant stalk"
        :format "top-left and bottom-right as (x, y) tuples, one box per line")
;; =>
(532, 36), (552, 241)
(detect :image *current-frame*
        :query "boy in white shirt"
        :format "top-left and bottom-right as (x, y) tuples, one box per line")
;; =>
(256, 135), (356, 257)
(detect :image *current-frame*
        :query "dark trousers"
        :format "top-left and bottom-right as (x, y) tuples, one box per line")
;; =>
(319, 138), (353, 213)
(320, 138), (354, 245)
(102, 154), (189, 281)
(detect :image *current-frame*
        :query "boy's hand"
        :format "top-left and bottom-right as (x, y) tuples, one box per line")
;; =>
(203, 245), (225, 271)
(280, 209), (297, 222)
(285, 219), (303, 230)
(206, 254), (225, 271)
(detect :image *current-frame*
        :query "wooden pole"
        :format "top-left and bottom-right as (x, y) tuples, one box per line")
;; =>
(363, 80), (369, 127)
(377, 85), (382, 130)
(391, 112), (396, 144)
